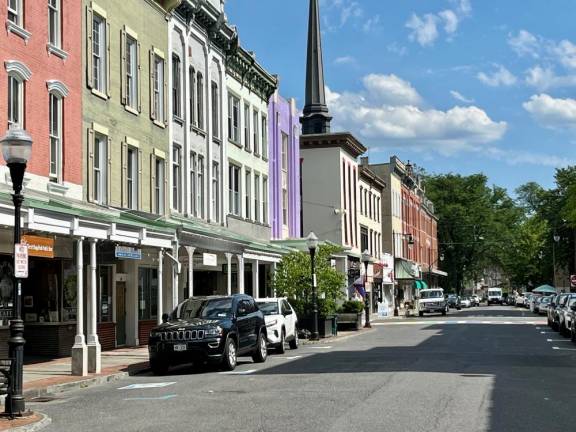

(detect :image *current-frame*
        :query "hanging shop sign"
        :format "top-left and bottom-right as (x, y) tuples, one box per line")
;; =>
(21, 235), (54, 258)
(203, 253), (218, 267)
(14, 244), (28, 278)
(115, 245), (142, 260)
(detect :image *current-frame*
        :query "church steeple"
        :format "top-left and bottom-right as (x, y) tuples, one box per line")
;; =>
(301, 0), (332, 135)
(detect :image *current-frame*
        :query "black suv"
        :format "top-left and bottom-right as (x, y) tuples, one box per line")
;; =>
(148, 295), (268, 374)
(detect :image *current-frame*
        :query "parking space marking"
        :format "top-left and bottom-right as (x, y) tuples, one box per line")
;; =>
(276, 355), (303, 360)
(541, 331), (556, 334)
(123, 395), (178, 401)
(308, 346), (332, 349)
(118, 382), (176, 390)
(553, 346), (576, 351)
(547, 339), (572, 342)
(219, 369), (257, 375)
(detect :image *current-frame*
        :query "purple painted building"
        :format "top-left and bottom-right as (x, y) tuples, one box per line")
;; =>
(268, 90), (301, 240)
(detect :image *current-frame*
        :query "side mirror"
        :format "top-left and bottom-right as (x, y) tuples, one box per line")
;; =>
(237, 307), (247, 317)
(284, 309), (293, 316)
(162, 313), (170, 323)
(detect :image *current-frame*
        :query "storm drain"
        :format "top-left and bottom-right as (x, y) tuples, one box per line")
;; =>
(27, 396), (60, 403)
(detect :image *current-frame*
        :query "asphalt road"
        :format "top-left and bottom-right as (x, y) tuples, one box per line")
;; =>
(32, 306), (576, 432)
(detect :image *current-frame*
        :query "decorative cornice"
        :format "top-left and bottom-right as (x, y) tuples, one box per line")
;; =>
(47, 80), (70, 98)
(300, 132), (367, 158)
(359, 166), (386, 190)
(226, 46), (278, 102)
(4, 60), (32, 81)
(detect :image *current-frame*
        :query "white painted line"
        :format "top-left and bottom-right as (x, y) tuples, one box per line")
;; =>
(547, 339), (572, 342)
(541, 331), (555, 334)
(308, 346), (332, 349)
(281, 356), (303, 360)
(504, 322), (514, 324)
(553, 346), (576, 351)
(219, 369), (257, 375)
(124, 394), (178, 401)
(118, 382), (176, 390)
(457, 321), (467, 324)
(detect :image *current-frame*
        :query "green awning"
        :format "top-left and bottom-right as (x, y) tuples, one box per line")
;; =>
(414, 280), (429, 290)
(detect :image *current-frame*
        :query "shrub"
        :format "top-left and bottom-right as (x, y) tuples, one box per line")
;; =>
(338, 300), (364, 314)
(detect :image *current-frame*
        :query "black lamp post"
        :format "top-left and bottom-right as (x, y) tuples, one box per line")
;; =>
(1, 126), (32, 416)
(362, 250), (372, 328)
(306, 232), (319, 341)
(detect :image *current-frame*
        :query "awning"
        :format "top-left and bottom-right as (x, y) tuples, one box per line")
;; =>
(414, 280), (429, 290)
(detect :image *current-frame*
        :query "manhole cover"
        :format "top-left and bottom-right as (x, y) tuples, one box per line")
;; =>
(28, 396), (59, 403)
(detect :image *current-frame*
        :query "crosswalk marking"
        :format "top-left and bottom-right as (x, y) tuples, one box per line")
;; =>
(118, 382), (176, 390)
(553, 346), (576, 351)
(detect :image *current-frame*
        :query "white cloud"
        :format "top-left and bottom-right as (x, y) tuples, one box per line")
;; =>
(552, 39), (576, 70)
(325, 75), (506, 155)
(387, 42), (408, 56)
(334, 56), (356, 66)
(320, 0), (364, 31)
(485, 147), (574, 168)
(363, 74), (422, 106)
(477, 65), (517, 87)
(523, 94), (576, 129)
(406, 13), (439, 47)
(451, 0), (472, 16)
(450, 90), (474, 104)
(508, 30), (540, 58)
(439, 10), (459, 34)
(524, 65), (576, 91)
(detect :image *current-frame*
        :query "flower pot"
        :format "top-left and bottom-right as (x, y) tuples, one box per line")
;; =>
(336, 312), (363, 330)
(299, 315), (337, 338)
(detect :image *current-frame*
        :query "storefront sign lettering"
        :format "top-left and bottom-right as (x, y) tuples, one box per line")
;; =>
(115, 246), (142, 260)
(14, 244), (28, 279)
(203, 253), (218, 267)
(21, 235), (54, 258)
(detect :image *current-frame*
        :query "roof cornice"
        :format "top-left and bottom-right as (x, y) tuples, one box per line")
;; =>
(226, 46), (278, 102)
(300, 132), (367, 158)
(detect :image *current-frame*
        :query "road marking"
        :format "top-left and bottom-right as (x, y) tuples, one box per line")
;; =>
(219, 369), (257, 375)
(280, 355), (303, 360)
(124, 394), (178, 401)
(547, 339), (572, 342)
(553, 346), (576, 351)
(308, 346), (332, 349)
(118, 382), (176, 390)
(457, 321), (467, 324)
(541, 331), (555, 334)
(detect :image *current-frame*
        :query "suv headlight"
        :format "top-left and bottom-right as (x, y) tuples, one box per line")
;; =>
(149, 331), (162, 339)
(205, 326), (223, 337)
(266, 319), (278, 328)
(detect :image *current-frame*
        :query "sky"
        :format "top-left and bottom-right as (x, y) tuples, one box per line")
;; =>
(226, 0), (576, 193)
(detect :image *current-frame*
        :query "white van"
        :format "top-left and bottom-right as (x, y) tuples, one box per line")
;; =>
(487, 288), (503, 305)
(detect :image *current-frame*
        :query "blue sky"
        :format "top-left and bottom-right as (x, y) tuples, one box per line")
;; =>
(226, 0), (576, 193)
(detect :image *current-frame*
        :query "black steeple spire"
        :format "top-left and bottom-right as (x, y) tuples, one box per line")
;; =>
(301, 0), (332, 135)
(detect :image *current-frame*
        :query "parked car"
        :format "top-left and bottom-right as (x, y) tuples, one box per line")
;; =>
(550, 293), (571, 332)
(548, 294), (566, 328)
(255, 298), (299, 353)
(515, 294), (526, 307)
(533, 296), (543, 313)
(524, 294), (534, 309)
(460, 297), (472, 308)
(538, 296), (552, 316)
(529, 294), (543, 312)
(568, 303), (576, 342)
(446, 294), (461, 310)
(487, 288), (503, 305)
(418, 289), (449, 316)
(470, 295), (481, 307)
(148, 295), (268, 374)
(559, 295), (576, 336)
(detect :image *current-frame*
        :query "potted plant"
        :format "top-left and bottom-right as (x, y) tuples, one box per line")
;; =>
(336, 300), (364, 330)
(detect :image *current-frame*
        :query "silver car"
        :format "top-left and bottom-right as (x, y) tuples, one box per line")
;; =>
(538, 296), (552, 315)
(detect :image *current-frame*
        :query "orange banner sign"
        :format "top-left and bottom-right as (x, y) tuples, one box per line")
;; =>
(21, 235), (54, 258)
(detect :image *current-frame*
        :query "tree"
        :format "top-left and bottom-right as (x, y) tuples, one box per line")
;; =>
(273, 244), (346, 316)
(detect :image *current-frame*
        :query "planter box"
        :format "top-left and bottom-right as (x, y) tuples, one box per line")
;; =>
(299, 315), (337, 338)
(336, 312), (363, 330)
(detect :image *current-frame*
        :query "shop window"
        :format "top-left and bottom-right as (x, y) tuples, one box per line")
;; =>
(98, 265), (113, 322)
(138, 267), (158, 321)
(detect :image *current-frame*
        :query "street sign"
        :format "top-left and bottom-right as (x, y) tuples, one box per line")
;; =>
(115, 245), (142, 260)
(570, 274), (576, 288)
(203, 253), (217, 267)
(14, 244), (28, 278)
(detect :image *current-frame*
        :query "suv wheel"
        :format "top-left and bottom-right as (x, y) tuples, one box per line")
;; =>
(252, 332), (268, 363)
(150, 357), (169, 376)
(571, 324), (576, 343)
(289, 330), (299, 350)
(222, 337), (237, 371)
(277, 329), (286, 354)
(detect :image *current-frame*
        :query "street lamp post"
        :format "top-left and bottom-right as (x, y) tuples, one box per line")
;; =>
(307, 232), (319, 341)
(1, 126), (33, 416)
(553, 233), (560, 288)
(362, 250), (372, 328)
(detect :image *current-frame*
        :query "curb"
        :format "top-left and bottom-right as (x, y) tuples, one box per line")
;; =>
(302, 328), (375, 345)
(6, 412), (51, 432)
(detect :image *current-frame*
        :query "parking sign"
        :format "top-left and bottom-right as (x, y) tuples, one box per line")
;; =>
(14, 244), (28, 278)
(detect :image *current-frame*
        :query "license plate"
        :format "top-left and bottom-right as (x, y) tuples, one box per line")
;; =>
(174, 344), (187, 352)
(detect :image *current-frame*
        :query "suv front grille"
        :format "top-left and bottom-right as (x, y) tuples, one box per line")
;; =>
(160, 330), (205, 342)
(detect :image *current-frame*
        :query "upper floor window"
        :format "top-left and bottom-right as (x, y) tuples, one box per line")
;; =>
(48, 0), (61, 47)
(7, 75), (23, 129)
(245, 170), (251, 220)
(254, 173), (261, 222)
(228, 164), (240, 216)
(49, 93), (62, 182)
(126, 146), (139, 210)
(189, 67), (196, 126)
(153, 156), (165, 214)
(228, 94), (240, 143)
(244, 104), (251, 151)
(261, 115), (268, 159)
(172, 145), (182, 212)
(8, 0), (22, 26)
(263, 177), (268, 225)
(190, 152), (197, 217)
(91, 132), (109, 205)
(281, 132), (288, 172)
(196, 72), (204, 129)
(123, 32), (140, 111)
(172, 55), (182, 119)
(212, 161), (219, 222)
(253, 109), (259, 155)
(198, 155), (205, 219)
(211, 81), (219, 139)
(91, 12), (108, 95)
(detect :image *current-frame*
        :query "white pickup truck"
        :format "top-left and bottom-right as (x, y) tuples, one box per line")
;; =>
(418, 289), (449, 317)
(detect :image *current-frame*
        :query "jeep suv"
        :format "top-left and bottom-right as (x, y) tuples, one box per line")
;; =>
(148, 295), (268, 374)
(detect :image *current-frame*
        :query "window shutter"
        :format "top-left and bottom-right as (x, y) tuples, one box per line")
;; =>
(121, 141), (128, 208)
(120, 29), (127, 105)
(164, 159), (169, 214)
(86, 7), (93, 89)
(137, 41), (142, 113)
(138, 149), (143, 211)
(106, 22), (111, 98)
(150, 154), (156, 213)
(87, 129), (95, 202)
(163, 59), (168, 125)
(149, 49), (155, 120)
(107, 137), (112, 204)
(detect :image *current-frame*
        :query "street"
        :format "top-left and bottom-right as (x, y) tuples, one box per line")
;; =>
(29, 306), (576, 432)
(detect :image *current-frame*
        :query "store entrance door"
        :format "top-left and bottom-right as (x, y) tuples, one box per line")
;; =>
(116, 282), (126, 346)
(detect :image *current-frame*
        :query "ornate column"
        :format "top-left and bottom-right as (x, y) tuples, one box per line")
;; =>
(225, 253), (233, 295)
(185, 246), (195, 297)
(87, 239), (101, 374)
(237, 254), (245, 294)
(71, 238), (87, 376)
(158, 249), (164, 325)
(253, 260), (260, 299)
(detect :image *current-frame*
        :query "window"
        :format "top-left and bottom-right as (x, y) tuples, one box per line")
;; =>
(360, 186), (364, 215)
(8, 75), (23, 128)
(190, 152), (196, 216)
(126, 147), (138, 210)
(196, 72), (204, 129)
(93, 133), (108, 205)
(49, 93), (62, 182)
(211, 81), (219, 138)
(152, 54), (165, 123)
(125, 35), (139, 110)
(281, 133), (288, 172)
(154, 157), (165, 214)
(254, 173), (260, 222)
(189, 67), (196, 126)
(245, 170), (251, 220)
(282, 189), (288, 226)
(244, 104), (251, 151)
(261, 115), (268, 159)
(253, 109), (259, 155)
(361, 226), (368, 254)
(172, 55), (181, 118)
(8, 0), (21, 26)
(48, 0), (61, 47)
(228, 94), (240, 143)
(263, 177), (268, 225)
(212, 161), (219, 222)
(198, 155), (205, 219)
(228, 164), (240, 216)
(172, 145), (182, 212)
(138, 267), (158, 321)
(92, 13), (107, 94)
(342, 160), (348, 245)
